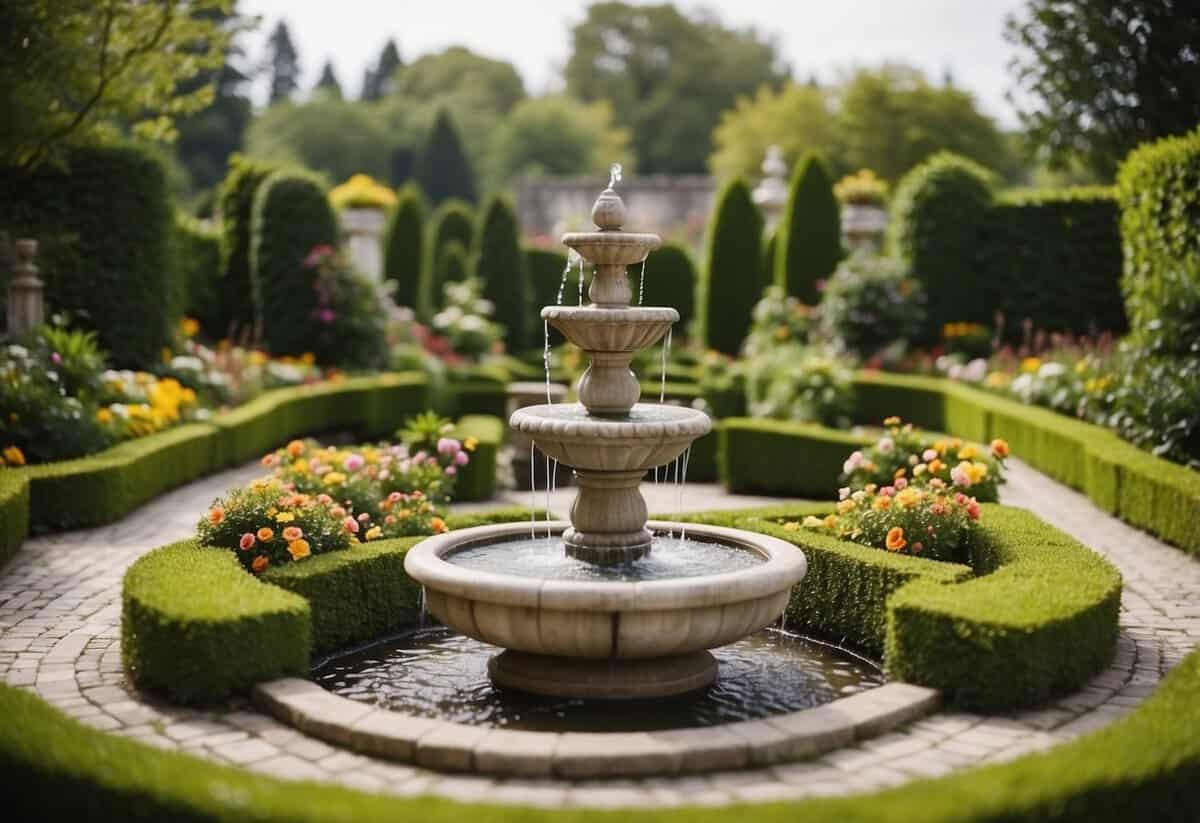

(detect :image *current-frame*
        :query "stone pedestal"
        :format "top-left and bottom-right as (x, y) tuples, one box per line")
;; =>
(6, 239), (43, 336)
(564, 469), (652, 562)
(842, 204), (888, 254)
(340, 208), (386, 281)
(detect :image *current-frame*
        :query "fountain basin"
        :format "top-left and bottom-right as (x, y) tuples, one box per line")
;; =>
(403, 520), (807, 699)
(563, 231), (660, 267)
(542, 306), (677, 353)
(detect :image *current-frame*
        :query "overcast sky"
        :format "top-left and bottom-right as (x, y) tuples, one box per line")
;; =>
(239, 0), (1029, 127)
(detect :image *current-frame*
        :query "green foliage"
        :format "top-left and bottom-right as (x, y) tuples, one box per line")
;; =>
(250, 170), (339, 357)
(421, 200), (475, 319)
(699, 179), (765, 354)
(314, 61), (342, 98)
(0, 0), (239, 169)
(743, 285), (815, 356)
(0, 143), (174, 365)
(720, 419), (870, 497)
(360, 38), (403, 101)
(524, 247), (568, 346)
(889, 152), (995, 338)
(450, 415), (504, 502)
(743, 346), (856, 427)
(381, 184), (426, 309)
(121, 540), (310, 702)
(818, 255), (925, 359)
(474, 196), (531, 352)
(488, 96), (632, 183)
(431, 277), (505, 359)
(265, 21), (300, 104)
(0, 470), (29, 570)
(172, 214), (223, 338)
(640, 243), (697, 334)
(217, 155), (278, 335)
(243, 99), (393, 183)
(435, 242), (471, 289)
(566, 2), (787, 173)
(416, 109), (477, 206)
(393, 47), (525, 114)
(1007, 0), (1200, 178)
(777, 151), (841, 302)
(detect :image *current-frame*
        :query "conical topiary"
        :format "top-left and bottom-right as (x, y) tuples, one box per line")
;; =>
(419, 199), (475, 320)
(699, 179), (765, 355)
(381, 183), (426, 310)
(776, 151), (841, 302)
(525, 246), (569, 348)
(636, 242), (697, 336)
(416, 108), (477, 206)
(474, 195), (531, 353)
(762, 226), (779, 296)
(434, 240), (471, 303)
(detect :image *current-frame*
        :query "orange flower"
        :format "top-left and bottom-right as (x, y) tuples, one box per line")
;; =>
(252, 555), (270, 573)
(257, 527), (274, 543)
(431, 517), (447, 533)
(885, 526), (907, 552)
(282, 526), (303, 542)
(928, 458), (944, 475)
(286, 440), (305, 457)
(208, 507), (225, 525)
(287, 539), (311, 560)
(990, 439), (1010, 459)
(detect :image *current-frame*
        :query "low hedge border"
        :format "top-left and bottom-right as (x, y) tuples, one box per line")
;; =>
(719, 420), (871, 498)
(679, 502), (1121, 712)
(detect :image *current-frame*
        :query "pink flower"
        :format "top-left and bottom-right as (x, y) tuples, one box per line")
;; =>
(316, 493), (333, 505)
(842, 451), (864, 474)
(951, 466), (971, 487)
(343, 453), (365, 472)
(330, 506), (346, 519)
(894, 477), (908, 490)
(51, 352), (63, 365)
(239, 533), (255, 551)
(387, 491), (404, 503)
(343, 517), (360, 534)
(437, 438), (461, 457)
(967, 500), (981, 520)
(922, 449), (938, 461)
(880, 486), (895, 497)
(453, 450), (469, 466)
(444, 465), (457, 476)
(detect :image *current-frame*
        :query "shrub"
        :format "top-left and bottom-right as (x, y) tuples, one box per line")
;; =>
(762, 227), (779, 300)
(381, 183), (426, 310)
(416, 108), (477, 206)
(421, 200), (475, 320)
(889, 152), (994, 338)
(172, 214), (223, 339)
(776, 151), (841, 302)
(699, 178), (765, 355)
(431, 277), (504, 360)
(640, 242), (697, 333)
(251, 169), (340, 358)
(303, 247), (390, 370)
(743, 285), (815, 357)
(524, 246), (568, 347)
(0, 143), (174, 366)
(434, 240), (471, 292)
(818, 255), (926, 361)
(743, 345), (855, 427)
(217, 155), (278, 337)
(474, 195), (531, 353)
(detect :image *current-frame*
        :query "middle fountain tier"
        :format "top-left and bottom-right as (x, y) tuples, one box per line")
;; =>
(404, 167), (807, 700)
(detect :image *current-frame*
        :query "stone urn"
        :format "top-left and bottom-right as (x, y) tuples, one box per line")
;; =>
(841, 204), (888, 254)
(340, 207), (386, 281)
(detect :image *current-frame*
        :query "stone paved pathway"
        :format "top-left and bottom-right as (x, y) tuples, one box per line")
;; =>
(1, 459), (1197, 808)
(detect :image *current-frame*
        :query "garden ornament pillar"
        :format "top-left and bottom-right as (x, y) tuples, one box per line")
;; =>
(7, 239), (44, 335)
(752, 145), (789, 229)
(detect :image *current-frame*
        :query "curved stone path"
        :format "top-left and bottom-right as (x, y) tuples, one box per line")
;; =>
(0, 459), (1197, 808)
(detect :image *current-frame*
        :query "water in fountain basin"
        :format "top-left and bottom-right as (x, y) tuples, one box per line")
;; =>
(448, 533), (762, 582)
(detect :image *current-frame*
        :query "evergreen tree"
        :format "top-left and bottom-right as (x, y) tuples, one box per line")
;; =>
(474, 196), (531, 352)
(776, 152), (841, 302)
(382, 183), (427, 309)
(416, 109), (477, 205)
(361, 38), (402, 100)
(265, 21), (300, 104)
(418, 200), (475, 320)
(700, 179), (765, 355)
(434, 241), (471, 295)
(314, 60), (342, 98)
(637, 243), (697, 335)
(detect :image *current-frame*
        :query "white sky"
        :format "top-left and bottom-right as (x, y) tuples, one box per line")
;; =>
(239, 0), (1028, 128)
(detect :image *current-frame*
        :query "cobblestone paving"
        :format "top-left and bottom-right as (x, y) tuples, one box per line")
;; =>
(1, 459), (1197, 808)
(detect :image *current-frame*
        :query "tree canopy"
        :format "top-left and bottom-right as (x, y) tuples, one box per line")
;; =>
(244, 98), (392, 182)
(361, 38), (402, 101)
(487, 96), (633, 182)
(265, 20), (300, 104)
(314, 60), (342, 99)
(566, 2), (787, 174)
(1006, 0), (1200, 178)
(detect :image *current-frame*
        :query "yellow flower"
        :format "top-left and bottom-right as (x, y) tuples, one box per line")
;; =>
(958, 445), (978, 460)
(896, 487), (923, 508)
(464, 437), (478, 452)
(275, 511), (295, 523)
(823, 514), (838, 529)
(365, 526), (383, 541)
(1020, 357), (1042, 373)
(966, 462), (989, 484)
(322, 472), (346, 486)
(287, 539), (311, 560)
(300, 352), (316, 365)
(802, 516), (826, 528)
(783, 521), (801, 532)
(883, 416), (901, 426)
(2, 446), (26, 466)
(872, 496), (892, 511)
(180, 317), (200, 338)
(836, 499), (857, 514)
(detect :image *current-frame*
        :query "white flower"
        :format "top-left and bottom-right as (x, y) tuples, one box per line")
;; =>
(876, 437), (895, 454)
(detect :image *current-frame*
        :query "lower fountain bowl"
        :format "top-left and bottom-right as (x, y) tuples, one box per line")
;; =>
(403, 520), (808, 699)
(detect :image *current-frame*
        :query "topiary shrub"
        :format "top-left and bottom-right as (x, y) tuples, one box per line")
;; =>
(250, 169), (340, 357)
(889, 152), (994, 339)
(0, 143), (174, 366)
(420, 199), (475, 320)
(640, 242), (697, 335)
(818, 254), (926, 360)
(172, 214), (223, 338)
(524, 246), (568, 347)
(434, 240), (471, 296)
(381, 183), (426, 310)
(416, 108), (477, 206)
(216, 154), (278, 339)
(474, 195), (531, 353)
(762, 226), (779, 297)
(699, 178), (765, 355)
(776, 151), (841, 303)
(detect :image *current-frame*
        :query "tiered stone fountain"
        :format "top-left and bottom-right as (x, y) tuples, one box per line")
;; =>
(405, 171), (807, 700)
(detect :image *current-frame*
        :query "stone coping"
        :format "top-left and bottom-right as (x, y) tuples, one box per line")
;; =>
(541, 306), (679, 323)
(254, 676), (939, 779)
(510, 404), (712, 442)
(403, 521), (808, 612)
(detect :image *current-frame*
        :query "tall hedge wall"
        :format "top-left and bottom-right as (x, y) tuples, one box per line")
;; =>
(251, 170), (340, 357)
(776, 151), (841, 303)
(699, 178), (764, 355)
(890, 152), (1125, 338)
(524, 246), (567, 347)
(474, 195), (530, 353)
(421, 200), (475, 320)
(0, 143), (174, 366)
(172, 214), (223, 338)
(381, 183), (426, 311)
(640, 242), (697, 335)
(217, 155), (277, 338)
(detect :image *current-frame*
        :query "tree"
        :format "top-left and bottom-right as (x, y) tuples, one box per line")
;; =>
(709, 84), (839, 180)
(420, 200), (475, 319)
(264, 20), (299, 104)
(392, 46), (524, 113)
(474, 196), (531, 352)
(382, 183), (426, 309)
(488, 96), (633, 184)
(416, 109), (477, 206)
(362, 38), (402, 101)
(244, 98), (392, 182)
(566, 2), (787, 174)
(1007, 0), (1200, 179)
(699, 179), (765, 355)
(0, 0), (239, 170)
(314, 60), (342, 99)
(776, 152), (840, 302)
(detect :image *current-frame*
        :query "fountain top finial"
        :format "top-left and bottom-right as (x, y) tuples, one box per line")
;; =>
(591, 162), (627, 231)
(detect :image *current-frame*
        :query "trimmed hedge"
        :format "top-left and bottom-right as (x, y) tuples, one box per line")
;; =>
(640, 243), (697, 334)
(217, 155), (278, 335)
(475, 195), (531, 353)
(121, 541), (310, 702)
(5, 647), (1200, 820)
(251, 170), (340, 358)
(416, 108), (477, 207)
(381, 183), (427, 310)
(0, 143), (175, 366)
(0, 470), (29, 568)
(420, 199), (475, 320)
(776, 151), (841, 303)
(699, 178), (764, 355)
(172, 214), (224, 338)
(524, 246), (569, 347)
(450, 415), (503, 502)
(720, 419), (870, 498)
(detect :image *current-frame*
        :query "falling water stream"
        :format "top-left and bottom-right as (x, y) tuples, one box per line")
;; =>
(638, 258), (647, 305)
